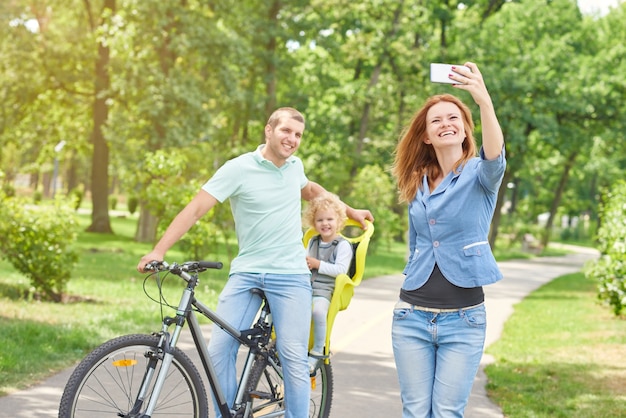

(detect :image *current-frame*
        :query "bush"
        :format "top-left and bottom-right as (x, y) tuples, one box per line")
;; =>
(109, 195), (118, 210)
(585, 180), (626, 316)
(2, 183), (15, 197)
(70, 188), (84, 211)
(346, 164), (401, 252)
(0, 196), (80, 302)
(127, 195), (138, 215)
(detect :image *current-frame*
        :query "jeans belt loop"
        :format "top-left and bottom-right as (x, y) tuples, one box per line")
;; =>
(394, 300), (484, 313)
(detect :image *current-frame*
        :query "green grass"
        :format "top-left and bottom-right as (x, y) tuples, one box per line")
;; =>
(0, 215), (228, 395)
(1, 215), (407, 395)
(0, 213), (585, 402)
(485, 272), (626, 417)
(361, 241), (407, 278)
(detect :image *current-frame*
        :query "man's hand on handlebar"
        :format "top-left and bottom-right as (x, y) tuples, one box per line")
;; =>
(137, 251), (165, 273)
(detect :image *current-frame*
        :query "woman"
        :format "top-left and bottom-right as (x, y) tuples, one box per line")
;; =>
(391, 62), (506, 418)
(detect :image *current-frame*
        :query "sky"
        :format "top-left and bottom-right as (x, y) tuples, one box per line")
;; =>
(577, 0), (623, 15)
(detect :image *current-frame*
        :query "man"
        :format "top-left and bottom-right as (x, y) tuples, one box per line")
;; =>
(137, 107), (373, 418)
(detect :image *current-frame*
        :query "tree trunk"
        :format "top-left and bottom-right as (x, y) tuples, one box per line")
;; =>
(86, 0), (115, 233)
(263, 0), (280, 118)
(541, 150), (578, 248)
(66, 150), (79, 194)
(135, 204), (159, 243)
(489, 169), (511, 248)
(42, 172), (52, 198)
(352, 2), (404, 177)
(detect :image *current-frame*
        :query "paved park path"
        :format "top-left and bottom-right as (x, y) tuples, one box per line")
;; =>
(0, 245), (599, 417)
(327, 244), (600, 417)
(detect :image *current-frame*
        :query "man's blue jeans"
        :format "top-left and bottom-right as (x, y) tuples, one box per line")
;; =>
(392, 303), (486, 418)
(207, 272), (312, 418)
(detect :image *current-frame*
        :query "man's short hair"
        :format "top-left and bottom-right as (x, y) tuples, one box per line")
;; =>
(267, 107), (305, 128)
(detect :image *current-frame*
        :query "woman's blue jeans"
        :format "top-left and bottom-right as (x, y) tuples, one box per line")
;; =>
(207, 272), (312, 418)
(392, 303), (487, 418)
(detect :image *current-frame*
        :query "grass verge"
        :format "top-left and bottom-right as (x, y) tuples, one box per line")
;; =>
(485, 272), (626, 417)
(0, 215), (229, 395)
(0, 215), (411, 395)
(0, 213), (574, 399)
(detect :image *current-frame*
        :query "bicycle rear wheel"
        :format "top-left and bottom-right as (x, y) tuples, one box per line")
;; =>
(309, 361), (333, 418)
(245, 345), (333, 418)
(58, 334), (208, 418)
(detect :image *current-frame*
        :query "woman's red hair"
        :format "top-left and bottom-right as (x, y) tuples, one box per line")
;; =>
(391, 94), (477, 203)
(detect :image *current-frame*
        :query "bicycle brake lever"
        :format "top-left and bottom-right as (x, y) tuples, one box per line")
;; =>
(146, 260), (168, 272)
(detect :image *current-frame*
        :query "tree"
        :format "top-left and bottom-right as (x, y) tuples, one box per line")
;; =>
(106, 1), (226, 241)
(85, 0), (115, 233)
(2, 0), (625, 254)
(459, 0), (599, 246)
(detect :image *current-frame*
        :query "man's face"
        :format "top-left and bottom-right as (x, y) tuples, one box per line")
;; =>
(263, 116), (305, 166)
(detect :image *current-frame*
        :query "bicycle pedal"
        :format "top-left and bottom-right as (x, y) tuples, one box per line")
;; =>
(308, 352), (329, 360)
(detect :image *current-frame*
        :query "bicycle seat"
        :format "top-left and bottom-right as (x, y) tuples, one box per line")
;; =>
(250, 288), (265, 297)
(303, 219), (374, 359)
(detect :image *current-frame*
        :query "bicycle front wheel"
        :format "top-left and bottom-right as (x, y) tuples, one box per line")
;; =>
(58, 334), (208, 418)
(245, 347), (333, 418)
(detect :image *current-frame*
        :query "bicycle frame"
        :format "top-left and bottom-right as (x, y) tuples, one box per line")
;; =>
(59, 260), (332, 418)
(143, 264), (277, 418)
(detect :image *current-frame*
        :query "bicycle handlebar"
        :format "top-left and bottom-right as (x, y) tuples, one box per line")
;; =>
(189, 261), (224, 270)
(146, 260), (223, 273)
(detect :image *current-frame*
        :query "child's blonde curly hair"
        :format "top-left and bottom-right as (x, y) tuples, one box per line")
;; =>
(303, 192), (347, 230)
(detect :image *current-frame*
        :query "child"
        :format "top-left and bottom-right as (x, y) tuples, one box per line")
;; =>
(303, 192), (353, 373)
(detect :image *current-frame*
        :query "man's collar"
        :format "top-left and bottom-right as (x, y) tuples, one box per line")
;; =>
(254, 144), (297, 166)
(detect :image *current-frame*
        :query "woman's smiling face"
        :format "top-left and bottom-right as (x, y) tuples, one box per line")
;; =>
(424, 101), (466, 149)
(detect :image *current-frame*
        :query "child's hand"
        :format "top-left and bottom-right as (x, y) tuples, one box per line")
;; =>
(306, 256), (320, 270)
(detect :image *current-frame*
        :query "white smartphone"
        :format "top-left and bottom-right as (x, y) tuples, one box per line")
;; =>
(430, 63), (469, 84)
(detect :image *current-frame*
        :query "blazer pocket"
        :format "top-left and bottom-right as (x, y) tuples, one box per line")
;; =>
(462, 241), (489, 256)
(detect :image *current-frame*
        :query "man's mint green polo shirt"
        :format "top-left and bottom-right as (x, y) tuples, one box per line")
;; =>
(202, 145), (310, 275)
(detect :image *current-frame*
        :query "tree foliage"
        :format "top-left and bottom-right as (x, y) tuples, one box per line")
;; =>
(2, 0), (626, 305)
(585, 180), (626, 316)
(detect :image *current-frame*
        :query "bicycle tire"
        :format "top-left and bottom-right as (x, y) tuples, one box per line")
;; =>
(58, 334), (208, 418)
(244, 345), (333, 418)
(309, 361), (333, 418)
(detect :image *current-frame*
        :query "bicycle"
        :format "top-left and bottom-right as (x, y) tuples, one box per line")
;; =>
(58, 260), (333, 418)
